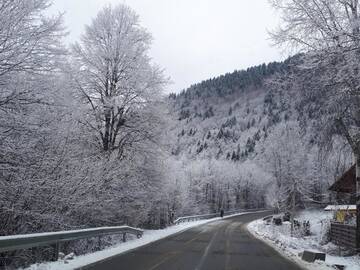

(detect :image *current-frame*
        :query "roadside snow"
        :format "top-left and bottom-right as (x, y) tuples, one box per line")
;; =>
(295, 210), (332, 238)
(247, 210), (360, 270)
(24, 211), (259, 270)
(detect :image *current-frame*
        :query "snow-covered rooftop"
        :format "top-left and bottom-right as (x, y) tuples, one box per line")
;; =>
(324, 205), (356, 211)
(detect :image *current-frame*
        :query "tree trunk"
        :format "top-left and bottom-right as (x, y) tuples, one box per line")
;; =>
(290, 181), (296, 237)
(356, 153), (360, 250)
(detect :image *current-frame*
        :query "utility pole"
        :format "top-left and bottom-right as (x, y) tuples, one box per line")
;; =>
(356, 154), (360, 250)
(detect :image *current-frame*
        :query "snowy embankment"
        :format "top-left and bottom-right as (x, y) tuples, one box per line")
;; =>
(24, 212), (253, 270)
(247, 210), (360, 270)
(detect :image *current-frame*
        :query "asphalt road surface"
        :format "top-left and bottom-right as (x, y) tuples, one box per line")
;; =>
(82, 211), (303, 270)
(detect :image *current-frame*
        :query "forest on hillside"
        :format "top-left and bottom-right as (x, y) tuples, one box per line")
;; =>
(167, 53), (352, 214)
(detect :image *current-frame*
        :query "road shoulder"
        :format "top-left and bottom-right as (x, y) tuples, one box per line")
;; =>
(247, 219), (334, 270)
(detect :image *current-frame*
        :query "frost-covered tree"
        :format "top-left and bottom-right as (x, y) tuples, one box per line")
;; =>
(264, 122), (310, 234)
(0, 0), (65, 77)
(271, 0), (360, 242)
(0, 6), (78, 261)
(0, 3), (170, 267)
(71, 4), (165, 158)
(165, 157), (268, 216)
(0, 0), (67, 219)
(0, 0), (66, 181)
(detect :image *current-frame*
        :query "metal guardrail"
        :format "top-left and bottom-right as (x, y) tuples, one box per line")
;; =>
(174, 213), (218, 224)
(174, 208), (268, 224)
(0, 226), (143, 261)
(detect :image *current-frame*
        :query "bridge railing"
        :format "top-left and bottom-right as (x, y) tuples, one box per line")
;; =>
(174, 208), (268, 224)
(0, 226), (143, 261)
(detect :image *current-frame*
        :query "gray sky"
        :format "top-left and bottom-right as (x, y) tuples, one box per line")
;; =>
(50, 0), (284, 93)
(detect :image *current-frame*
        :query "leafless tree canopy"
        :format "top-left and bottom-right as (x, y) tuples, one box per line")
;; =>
(71, 5), (166, 158)
(270, 0), (360, 52)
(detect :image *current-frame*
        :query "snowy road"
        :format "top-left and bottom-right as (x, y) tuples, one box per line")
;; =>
(81, 211), (303, 270)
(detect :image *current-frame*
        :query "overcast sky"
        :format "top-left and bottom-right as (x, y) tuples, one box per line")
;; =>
(50, 0), (285, 93)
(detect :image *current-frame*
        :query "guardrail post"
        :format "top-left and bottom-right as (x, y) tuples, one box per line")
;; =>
(52, 242), (60, 261)
(98, 236), (102, 251)
(123, 233), (126, 242)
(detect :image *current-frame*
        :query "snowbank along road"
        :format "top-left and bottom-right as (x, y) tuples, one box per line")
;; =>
(81, 211), (303, 270)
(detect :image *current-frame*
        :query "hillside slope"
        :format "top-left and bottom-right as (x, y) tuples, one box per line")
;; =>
(165, 56), (351, 216)
(168, 60), (291, 161)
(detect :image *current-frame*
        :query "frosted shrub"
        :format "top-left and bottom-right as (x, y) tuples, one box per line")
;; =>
(319, 219), (331, 245)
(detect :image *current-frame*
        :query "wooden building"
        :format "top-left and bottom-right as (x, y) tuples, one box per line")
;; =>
(329, 165), (356, 198)
(328, 165), (358, 250)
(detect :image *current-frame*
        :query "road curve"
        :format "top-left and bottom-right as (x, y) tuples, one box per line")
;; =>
(81, 211), (303, 270)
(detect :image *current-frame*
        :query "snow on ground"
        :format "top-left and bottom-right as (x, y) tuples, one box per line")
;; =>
(24, 211), (258, 270)
(247, 210), (360, 270)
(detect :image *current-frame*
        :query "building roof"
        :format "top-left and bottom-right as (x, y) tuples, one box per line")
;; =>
(324, 205), (356, 211)
(328, 165), (356, 194)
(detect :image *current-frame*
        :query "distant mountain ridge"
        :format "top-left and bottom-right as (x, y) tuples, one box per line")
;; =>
(170, 60), (287, 101)
(167, 56), (298, 161)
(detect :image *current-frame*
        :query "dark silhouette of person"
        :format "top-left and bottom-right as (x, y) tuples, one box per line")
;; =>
(220, 209), (224, 218)
(170, 212), (175, 224)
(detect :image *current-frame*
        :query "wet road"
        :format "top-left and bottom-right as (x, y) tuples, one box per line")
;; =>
(82, 211), (303, 270)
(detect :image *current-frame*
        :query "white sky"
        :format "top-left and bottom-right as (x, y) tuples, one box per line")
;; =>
(50, 0), (285, 93)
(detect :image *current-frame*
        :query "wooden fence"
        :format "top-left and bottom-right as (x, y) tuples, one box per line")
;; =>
(330, 222), (357, 249)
